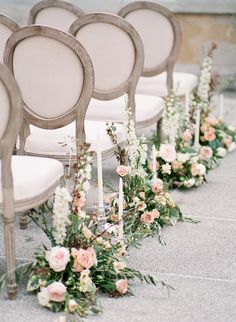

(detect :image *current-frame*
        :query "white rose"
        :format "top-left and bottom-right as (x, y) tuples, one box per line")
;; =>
(159, 144), (176, 162)
(228, 125), (235, 132)
(177, 152), (190, 163)
(216, 147), (227, 158)
(37, 288), (50, 307)
(228, 142), (236, 152)
(183, 178), (195, 188)
(162, 163), (171, 175)
(197, 164), (206, 176)
(45, 247), (70, 272)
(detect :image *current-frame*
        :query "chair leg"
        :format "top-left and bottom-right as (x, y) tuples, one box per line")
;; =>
(19, 212), (28, 230)
(3, 217), (17, 299)
(156, 119), (163, 145)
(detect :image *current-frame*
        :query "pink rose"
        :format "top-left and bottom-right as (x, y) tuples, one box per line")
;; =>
(224, 136), (232, 148)
(47, 282), (67, 302)
(116, 279), (128, 295)
(205, 117), (219, 126)
(159, 144), (176, 163)
(116, 165), (129, 177)
(199, 146), (213, 160)
(204, 131), (216, 142)
(148, 161), (160, 172)
(140, 212), (155, 224)
(182, 129), (192, 142)
(152, 179), (164, 194)
(139, 191), (145, 199)
(72, 247), (97, 271)
(45, 247), (70, 272)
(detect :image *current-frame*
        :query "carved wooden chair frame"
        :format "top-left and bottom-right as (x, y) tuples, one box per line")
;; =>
(0, 63), (23, 299)
(28, 0), (84, 25)
(118, 1), (182, 95)
(69, 12), (144, 123)
(4, 25), (94, 161)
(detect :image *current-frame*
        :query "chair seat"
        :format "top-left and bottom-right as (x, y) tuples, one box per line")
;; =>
(86, 94), (163, 128)
(0, 156), (63, 212)
(136, 72), (198, 97)
(24, 120), (126, 160)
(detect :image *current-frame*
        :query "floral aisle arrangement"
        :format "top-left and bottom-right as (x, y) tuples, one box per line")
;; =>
(26, 144), (164, 317)
(151, 93), (210, 189)
(107, 95), (182, 244)
(191, 43), (236, 158)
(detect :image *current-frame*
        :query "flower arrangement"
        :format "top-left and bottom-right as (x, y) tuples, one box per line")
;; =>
(26, 144), (164, 317)
(106, 95), (182, 244)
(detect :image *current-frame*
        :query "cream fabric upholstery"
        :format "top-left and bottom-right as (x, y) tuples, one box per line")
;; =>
(86, 94), (163, 124)
(0, 156), (63, 203)
(76, 23), (135, 92)
(0, 79), (10, 140)
(24, 121), (126, 156)
(0, 23), (13, 63)
(35, 7), (79, 31)
(136, 72), (198, 97)
(13, 36), (83, 119)
(124, 9), (173, 70)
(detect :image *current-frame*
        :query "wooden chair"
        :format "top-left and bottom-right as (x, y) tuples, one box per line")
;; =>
(4, 25), (125, 162)
(28, 0), (83, 31)
(0, 63), (64, 299)
(69, 13), (164, 130)
(0, 14), (19, 62)
(118, 1), (198, 97)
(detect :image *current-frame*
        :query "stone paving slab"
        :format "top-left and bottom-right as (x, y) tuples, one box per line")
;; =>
(127, 220), (236, 281)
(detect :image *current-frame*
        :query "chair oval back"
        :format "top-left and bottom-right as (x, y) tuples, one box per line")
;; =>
(0, 63), (23, 157)
(4, 26), (94, 133)
(28, 0), (84, 32)
(69, 13), (144, 100)
(118, 1), (182, 77)
(0, 14), (19, 63)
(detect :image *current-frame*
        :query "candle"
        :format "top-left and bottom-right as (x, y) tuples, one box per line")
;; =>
(96, 131), (104, 208)
(118, 177), (123, 240)
(152, 145), (157, 183)
(220, 94), (224, 120)
(185, 89), (190, 116)
(194, 107), (200, 149)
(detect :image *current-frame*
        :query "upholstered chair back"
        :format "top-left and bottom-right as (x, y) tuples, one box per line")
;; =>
(4, 26), (94, 149)
(0, 14), (19, 62)
(28, 0), (83, 31)
(119, 1), (182, 91)
(69, 13), (144, 109)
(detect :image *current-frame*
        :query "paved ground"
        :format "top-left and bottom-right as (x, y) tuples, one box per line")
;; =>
(0, 91), (235, 322)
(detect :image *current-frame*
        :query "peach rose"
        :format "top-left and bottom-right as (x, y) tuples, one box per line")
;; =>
(73, 195), (86, 208)
(47, 282), (67, 302)
(159, 144), (176, 162)
(71, 247), (97, 271)
(171, 160), (183, 171)
(116, 165), (129, 177)
(207, 126), (215, 134)
(205, 117), (219, 126)
(191, 163), (199, 177)
(151, 209), (160, 219)
(204, 131), (216, 142)
(139, 191), (145, 199)
(116, 279), (128, 295)
(140, 211), (155, 224)
(147, 161), (160, 172)
(199, 146), (213, 160)
(45, 247), (70, 272)
(68, 299), (77, 312)
(200, 123), (209, 133)
(152, 179), (164, 194)
(182, 129), (192, 142)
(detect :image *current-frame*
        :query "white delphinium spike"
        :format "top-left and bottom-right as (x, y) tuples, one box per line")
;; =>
(52, 187), (72, 245)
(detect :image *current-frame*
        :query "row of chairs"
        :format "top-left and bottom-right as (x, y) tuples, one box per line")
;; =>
(0, 1), (198, 299)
